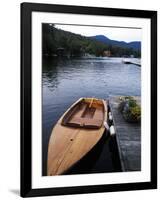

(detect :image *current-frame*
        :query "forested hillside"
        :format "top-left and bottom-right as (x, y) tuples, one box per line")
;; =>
(42, 24), (141, 57)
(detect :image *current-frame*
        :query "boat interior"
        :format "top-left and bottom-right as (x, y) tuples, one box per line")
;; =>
(61, 99), (105, 129)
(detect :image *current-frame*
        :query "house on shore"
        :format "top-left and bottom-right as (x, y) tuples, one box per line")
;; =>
(103, 50), (111, 57)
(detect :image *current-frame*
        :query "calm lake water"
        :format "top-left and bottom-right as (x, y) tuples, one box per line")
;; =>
(42, 57), (141, 176)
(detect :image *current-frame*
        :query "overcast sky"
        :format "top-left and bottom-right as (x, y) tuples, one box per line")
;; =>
(55, 24), (142, 43)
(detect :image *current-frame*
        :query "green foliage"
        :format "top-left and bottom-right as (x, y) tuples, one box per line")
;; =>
(123, 105), (141, 122)
(42, 23), (141, 57)
(130, 105), (141, 121)
(128, 99), (137, 107)
(119, 96), (141, 123)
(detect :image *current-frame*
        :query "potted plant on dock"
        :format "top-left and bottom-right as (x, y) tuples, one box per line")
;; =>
(118, 96), (141, 123)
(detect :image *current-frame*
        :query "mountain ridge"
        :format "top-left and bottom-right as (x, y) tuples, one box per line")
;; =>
(90, 35), (141, 50)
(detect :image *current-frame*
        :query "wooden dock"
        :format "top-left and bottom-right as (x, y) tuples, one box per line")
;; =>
(122, 59), (141, 66)
(109, 96), (141, 171)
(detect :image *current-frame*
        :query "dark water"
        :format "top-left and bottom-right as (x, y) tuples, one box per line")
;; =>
(42, 57), (141, 175)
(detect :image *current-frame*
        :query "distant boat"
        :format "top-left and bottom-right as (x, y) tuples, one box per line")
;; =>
(47, 97), (107, 175)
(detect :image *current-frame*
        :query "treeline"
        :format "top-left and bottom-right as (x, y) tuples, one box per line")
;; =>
(42, 23), (141, 58)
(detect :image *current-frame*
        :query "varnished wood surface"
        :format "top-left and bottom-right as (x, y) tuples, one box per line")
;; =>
(47, 98), (107, 176)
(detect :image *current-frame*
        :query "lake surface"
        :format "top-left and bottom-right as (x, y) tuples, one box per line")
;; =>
(42, 57), (141, 176)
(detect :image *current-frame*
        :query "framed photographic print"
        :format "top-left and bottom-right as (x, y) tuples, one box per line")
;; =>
(21, 2), (157, 197)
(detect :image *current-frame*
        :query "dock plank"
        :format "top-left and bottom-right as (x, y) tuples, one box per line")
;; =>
(109, 96), (141, 171)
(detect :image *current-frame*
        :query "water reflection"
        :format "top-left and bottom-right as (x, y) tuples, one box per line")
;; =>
(42, 57), (60, 91)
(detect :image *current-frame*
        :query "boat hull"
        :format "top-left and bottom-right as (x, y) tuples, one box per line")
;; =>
(47, 98), (107, 176)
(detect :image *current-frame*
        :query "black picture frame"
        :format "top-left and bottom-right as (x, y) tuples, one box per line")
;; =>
(21, 2), (157, 197)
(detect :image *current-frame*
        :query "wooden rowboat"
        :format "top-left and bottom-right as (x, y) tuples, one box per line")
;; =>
(47, 97), (107, 176)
